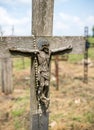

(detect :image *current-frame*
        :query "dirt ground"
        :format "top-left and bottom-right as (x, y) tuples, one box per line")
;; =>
(0, 61), (94, 130)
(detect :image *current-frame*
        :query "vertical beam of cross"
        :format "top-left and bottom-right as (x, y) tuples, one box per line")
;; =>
(32, 0), (54, 36)
(30, 0), (54, 130)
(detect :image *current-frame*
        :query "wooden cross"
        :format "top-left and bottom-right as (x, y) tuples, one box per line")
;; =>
(0, 0), (85, 130)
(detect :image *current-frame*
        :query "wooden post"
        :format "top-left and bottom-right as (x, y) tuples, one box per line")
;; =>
(84, 47), (88, 83)
(30, 0), (54, 130)
(1, 58), (13, 94)
(0, 59), (1, 88)
(55, 56), (59, 90)
(84, 26), (89, 83)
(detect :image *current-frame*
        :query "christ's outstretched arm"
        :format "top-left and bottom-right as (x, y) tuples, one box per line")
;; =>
(51, 44), (72, 55)
(9, 47), (39, 56)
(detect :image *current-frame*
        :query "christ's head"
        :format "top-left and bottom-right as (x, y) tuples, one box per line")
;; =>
(37, 38), (49, 53)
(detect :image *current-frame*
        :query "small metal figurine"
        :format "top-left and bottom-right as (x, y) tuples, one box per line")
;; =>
(33, 38), (72, 112)
(35, 39), (51, 111)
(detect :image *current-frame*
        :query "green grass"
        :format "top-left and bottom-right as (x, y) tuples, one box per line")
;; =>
(13, 57), (30, 70)
(88, 37), (94, 46)
(14, 119), (21, 130)
(12, 108), (25, 117)
(12, 108), (26, 130)
(88, 48), (94, 60)
(14, 118), (27, 130)
(68, 54), (83, 63)
(50, 113), (64, 122)
(68, 48), (94, 63)
(71, 116), (82, 122)
(84, 111), (94, 123)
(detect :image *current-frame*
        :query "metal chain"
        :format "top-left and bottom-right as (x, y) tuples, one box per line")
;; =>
(32, 35), (42, 110)
(32, 35), (42, 129)
(33, 35), (39, 91)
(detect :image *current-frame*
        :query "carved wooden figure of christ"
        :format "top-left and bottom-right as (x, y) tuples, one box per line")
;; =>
(9, 37), (72, 112)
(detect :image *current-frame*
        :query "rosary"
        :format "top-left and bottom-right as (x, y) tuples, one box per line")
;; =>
(32, 35), (42, 113)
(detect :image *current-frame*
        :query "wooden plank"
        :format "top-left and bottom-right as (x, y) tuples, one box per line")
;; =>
(0, 36), (85, 58)
(1, 58), (13, 94)
(32, 0), (54, 36)
(0, 36), (34, 58)
(49, 36), (85, 54)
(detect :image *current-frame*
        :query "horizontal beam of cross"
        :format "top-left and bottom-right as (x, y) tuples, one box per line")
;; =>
(0, 36), (85, 58)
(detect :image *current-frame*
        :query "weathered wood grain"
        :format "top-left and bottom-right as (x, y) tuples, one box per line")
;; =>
(1, 58), (13, 94)
(0, 36), (85, 58)
(32, 0), (54, 36)
(49, 36), (85, 54)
